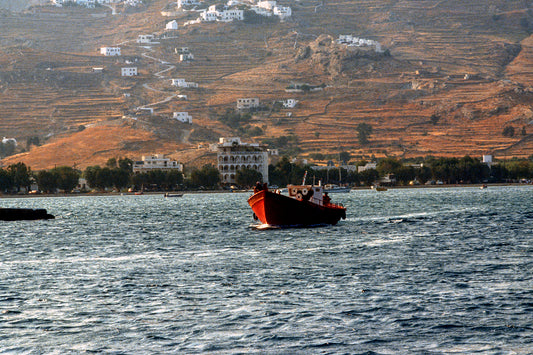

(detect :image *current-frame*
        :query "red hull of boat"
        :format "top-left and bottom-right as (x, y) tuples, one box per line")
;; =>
(248, 190), (346, 227)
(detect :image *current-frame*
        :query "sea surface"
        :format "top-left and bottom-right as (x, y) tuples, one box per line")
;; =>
(0, 186), (531, 354)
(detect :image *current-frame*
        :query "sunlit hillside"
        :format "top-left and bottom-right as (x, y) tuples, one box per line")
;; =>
(0, 0), (532, 170)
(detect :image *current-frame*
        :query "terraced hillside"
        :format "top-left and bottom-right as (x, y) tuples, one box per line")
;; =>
(1, 0), (532, 170)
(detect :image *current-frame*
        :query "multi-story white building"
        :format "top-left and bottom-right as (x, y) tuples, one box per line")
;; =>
(217, 137), (269, 184)
(121, 67), (138, 76)
(237, 98), (259, 110)
(100, 47), (121, 56)
(173, 112), (192, 124)
(133, 154), (183, 173)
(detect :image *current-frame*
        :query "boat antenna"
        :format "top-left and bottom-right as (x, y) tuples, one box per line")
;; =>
(302, 170), (308, 185)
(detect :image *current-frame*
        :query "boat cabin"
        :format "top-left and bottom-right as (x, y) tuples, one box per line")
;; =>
(287, 184), (327, 206)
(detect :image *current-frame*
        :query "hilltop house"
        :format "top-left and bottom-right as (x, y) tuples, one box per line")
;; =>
(166, 20), (178, 30)
(133, 154), (183, 173)
(121, 67), (138, 76)
(100, 47), (121, 56)
(216, 137), (269, 184)
(337, 35), (383, 53)
(173, 112), (192, 124)
(237, 98), (259, 110)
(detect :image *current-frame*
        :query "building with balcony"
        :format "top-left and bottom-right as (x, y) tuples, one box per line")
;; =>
(216, 137), (269, 184)
(132, 154), (183, 173)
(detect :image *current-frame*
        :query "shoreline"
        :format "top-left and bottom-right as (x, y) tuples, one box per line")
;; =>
(0, 183), (530, 199)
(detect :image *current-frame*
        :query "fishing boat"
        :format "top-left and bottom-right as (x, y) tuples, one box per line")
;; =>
(248, 181), (346, 228)
(0, 208), (54, 221)
(164, 193), (183, 198)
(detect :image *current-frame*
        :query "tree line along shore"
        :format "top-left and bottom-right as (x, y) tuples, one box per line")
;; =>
(0, 156), (532, 195)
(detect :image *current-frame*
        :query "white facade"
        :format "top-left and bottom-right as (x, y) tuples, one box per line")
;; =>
(273, 5), (291, 19)
(217, 137), (269, 184)
(173, 112), (192, 124)
(177, 0), (199, 8)
(200, 6), (243, 22)
(166, 20), (178, 30)
(121, 67), (138, 76)
(337, 35), (383, 53)
(133, 154), (183, 173)
(483, 155), (493, 166)
(237, 98), (260, 110)
(358, 162), (377, 173)
(137, 34), (155, 43)
(171, 78), (198, 88)
(179, 53), (194, 61)
(100, 47), (121, 56)
(282, 99), (298, 108)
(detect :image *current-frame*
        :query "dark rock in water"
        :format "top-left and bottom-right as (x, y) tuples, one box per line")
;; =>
(0, 208), (54, 221)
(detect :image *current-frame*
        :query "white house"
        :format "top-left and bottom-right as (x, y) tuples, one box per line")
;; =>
(282, 99), (298, 108)
(137, 35), (155, 44)
(177, 0), (200, 8)
(219, 9), (244, 21)
(257, 0), (276, 10)
(179, 53), (194, 61)
(358, 162), (377, 173)
(237, 98), (260, 110)
(121, 67), (138, 76)
(273, 5), (291, 19)
(216, 137), (269, 184)
(173, 112), (192, 124)
(133, 154), (183, 173)
(100, 47), (121, 56)
(166, 20), (178, 30)
(171, 78), (198, 88)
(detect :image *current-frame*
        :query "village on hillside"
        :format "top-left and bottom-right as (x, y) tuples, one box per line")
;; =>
(0, 0), (532, 181)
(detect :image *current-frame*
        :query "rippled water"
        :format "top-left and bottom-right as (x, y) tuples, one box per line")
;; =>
(0, 186), (531, 353)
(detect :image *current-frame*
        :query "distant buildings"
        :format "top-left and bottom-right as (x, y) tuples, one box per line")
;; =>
(173, 112), (192, 124)
(133, 154), (183, 173)
(100, 47), (121, 56)
(237, 98), (259, 110)
(337, 35), (383, 53)
(165, 20), (178, 30)
(137, 34), (155, 44)
(121, 67), (138, 76)
(216, 137), (269, 184)
(171, 78), (198, 88)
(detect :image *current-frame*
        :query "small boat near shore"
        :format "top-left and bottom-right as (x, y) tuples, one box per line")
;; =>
(323, 184), (351, 193)
(164, 193), (183, 198)
(0, 208), (54, 221)
(248, 183), (346, 228)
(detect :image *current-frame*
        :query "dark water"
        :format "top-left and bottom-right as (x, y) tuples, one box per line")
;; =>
(0, 186), (531, 353)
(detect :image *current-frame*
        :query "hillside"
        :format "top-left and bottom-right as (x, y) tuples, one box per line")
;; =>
(1, 0), (532, 170)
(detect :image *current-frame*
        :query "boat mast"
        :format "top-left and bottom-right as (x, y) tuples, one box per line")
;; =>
(302, 170), (308, 185)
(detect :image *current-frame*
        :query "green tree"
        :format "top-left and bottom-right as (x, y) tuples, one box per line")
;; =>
(236, 168), (263, 188)
(502, 126), (515, 137)
(8, 163), (31, 192)
(190, 165), (221, 188)
(356, 123), (373, 145)
(52, 166), (80, 192)
(84, 166), (102, 190)
(35, 170), (58, 193)
(0, 168), (13, 193)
